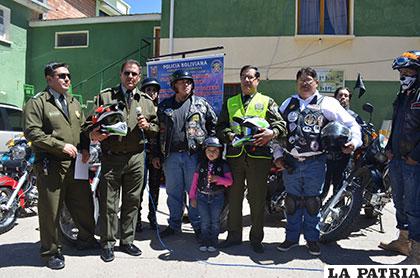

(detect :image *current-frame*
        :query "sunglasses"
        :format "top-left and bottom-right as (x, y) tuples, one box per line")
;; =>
(56, 73), (71, 80)
(123, 71), (139, 77)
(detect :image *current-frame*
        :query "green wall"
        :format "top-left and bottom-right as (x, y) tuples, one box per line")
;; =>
(0, 0), (32, 108)
(258, 79), (400, 129)
(161, 0), (420, 38)
(28, 19), (160, 108)
(161, 0), (295, 38)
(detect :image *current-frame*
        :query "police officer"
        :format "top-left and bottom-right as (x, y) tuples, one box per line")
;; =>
(88, 60), (159, 262)
(216, 65), (287, 253)
(137, 77), (163, 231)
(274, 67), (362, 256)
(379, 51), (420, 264)
(157, 69), (217, 238)
(24, 62), (95, 269)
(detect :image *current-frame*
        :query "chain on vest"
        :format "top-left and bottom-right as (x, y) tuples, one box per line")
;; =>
(197, 160), (226, 193)
(283, 95), (328, 154)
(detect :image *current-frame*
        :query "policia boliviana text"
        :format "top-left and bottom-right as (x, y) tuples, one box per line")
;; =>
(24, 62), (96, 270)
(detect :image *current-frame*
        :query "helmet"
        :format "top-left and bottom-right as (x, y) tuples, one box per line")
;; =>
(231, 117), (270, 148)
(392, 50), (420, 70)
(91, 102), (128, 136)
(170, 69), (194, 89)
(320, 121), (351, 152)
(203, 137), (223, 149)
(140, 77), (161, 92)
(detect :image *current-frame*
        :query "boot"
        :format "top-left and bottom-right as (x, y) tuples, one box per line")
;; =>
(410, 240), (420, 265)
(379, 229), (411, 256)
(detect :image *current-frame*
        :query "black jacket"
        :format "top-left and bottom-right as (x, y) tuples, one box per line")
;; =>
(157, 94), (217, 159)
(387, 85), (420, 161)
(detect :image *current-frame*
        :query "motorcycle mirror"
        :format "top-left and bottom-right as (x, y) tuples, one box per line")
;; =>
(362, 103), (374, 114)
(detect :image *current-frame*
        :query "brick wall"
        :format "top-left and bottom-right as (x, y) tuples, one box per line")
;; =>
(46, 0), (96, 20)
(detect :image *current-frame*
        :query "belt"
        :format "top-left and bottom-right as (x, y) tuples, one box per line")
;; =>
(285, 152), (324, 162)
(105, 150), (143, 156)
(198, 189), (224, 195)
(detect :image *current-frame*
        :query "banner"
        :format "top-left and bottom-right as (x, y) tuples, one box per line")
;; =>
(146, 54), (224, 115)
(316, 69), (345, 94)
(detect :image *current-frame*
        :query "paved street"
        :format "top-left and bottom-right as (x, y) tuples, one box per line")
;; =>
(0, 189), (407, 278)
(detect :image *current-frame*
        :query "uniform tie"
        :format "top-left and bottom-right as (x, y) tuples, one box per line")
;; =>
(126, 90), (132, 108)
(59, 94), (69, 117)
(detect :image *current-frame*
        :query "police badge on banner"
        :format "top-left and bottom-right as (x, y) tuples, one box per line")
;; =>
(146, 54), (225, 115)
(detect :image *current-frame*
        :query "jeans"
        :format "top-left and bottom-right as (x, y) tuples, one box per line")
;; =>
(282, 155), (326, 242)
(163, 152), (200, 231)
(197, 191), (224, 246)
(389, 159), (420, 241)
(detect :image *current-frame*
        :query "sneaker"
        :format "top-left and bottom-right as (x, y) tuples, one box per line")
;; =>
(207, 246), (217, 252)
(276, 240), (299, 252)
(199, 245), (207, 252)
(159, 226), (176, 238)
(306, 241), (321, 256)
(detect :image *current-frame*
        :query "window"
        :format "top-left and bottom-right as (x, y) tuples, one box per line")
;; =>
(0, 4), (11, 42)
(55, 31), (89, 48)
(297, 0), (352, 35)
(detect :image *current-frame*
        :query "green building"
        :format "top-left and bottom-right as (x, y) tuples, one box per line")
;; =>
(159, 0), (420, 127)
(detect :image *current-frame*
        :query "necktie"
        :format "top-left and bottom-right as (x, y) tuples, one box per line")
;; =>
(126, 90), (132, 108)
(59, 94), (69, 117)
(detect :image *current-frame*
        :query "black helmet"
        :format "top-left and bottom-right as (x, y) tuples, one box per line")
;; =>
(320, 121), (351, 152)
(170, 69), (194, 89)
(203, 137), (223, 149)
(141, 77), (161, 92)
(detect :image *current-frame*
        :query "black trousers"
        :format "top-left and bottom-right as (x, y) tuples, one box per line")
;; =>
(139, 158), (163, 222)
(322, 154), (350, 200)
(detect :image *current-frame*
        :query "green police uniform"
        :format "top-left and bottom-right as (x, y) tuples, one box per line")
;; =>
(24, 89), (95, 259)
(90, 85), (158, 248)
(216, 92), (287, 244)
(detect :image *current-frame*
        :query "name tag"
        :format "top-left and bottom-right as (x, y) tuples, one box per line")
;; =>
(49, 111), (61, 117)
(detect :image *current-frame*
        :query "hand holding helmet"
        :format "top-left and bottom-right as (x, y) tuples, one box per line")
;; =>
(320, 121), (352, 154)
(88, 102), (128, 140)
(231, 117), (270, 147)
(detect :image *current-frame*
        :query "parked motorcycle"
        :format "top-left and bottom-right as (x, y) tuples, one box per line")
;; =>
(318, 103), (391, 243)
(0, 135), (37, 234)
(59, 143), (101, 243)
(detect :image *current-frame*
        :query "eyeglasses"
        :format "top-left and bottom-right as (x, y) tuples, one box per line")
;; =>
(123, 71), (139, 77)
(56, 73), (71, 80)
(298, 79), (315, 85)
(240, 75), (257, 81)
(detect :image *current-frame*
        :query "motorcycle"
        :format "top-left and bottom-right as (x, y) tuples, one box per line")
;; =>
(0, 135), (37, 234)
(59, 143), (101, 243)
(318, 103), (392, 243)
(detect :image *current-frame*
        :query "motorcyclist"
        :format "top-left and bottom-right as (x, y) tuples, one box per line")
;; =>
(379, 50), (420, 264)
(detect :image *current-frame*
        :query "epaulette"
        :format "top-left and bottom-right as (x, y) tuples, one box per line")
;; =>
(99, 87), (114, 94)
(32, 91), (46, 99)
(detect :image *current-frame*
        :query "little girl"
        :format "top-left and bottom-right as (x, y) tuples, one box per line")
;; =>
(189, 137), (233, 252)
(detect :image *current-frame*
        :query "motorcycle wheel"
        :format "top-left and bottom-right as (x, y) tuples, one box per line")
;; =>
(0, 187), (19, 234)
(319, 180), (364, 243)
(59, 203), (79, 244)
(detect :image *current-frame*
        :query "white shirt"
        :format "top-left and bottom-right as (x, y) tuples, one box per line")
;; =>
(274, 90), (362, 159)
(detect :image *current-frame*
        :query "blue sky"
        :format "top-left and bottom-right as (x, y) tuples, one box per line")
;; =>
(124, 0), (162, 14)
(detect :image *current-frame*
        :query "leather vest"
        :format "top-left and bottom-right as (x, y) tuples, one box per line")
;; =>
(283, 95), (328, 154)
(197, 159), (226, 193)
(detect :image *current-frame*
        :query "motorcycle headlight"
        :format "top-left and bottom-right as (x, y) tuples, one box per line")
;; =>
(11, 145), (27, 160)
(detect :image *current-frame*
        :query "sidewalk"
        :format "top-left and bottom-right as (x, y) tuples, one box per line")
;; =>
(0, 189), (406, 278)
